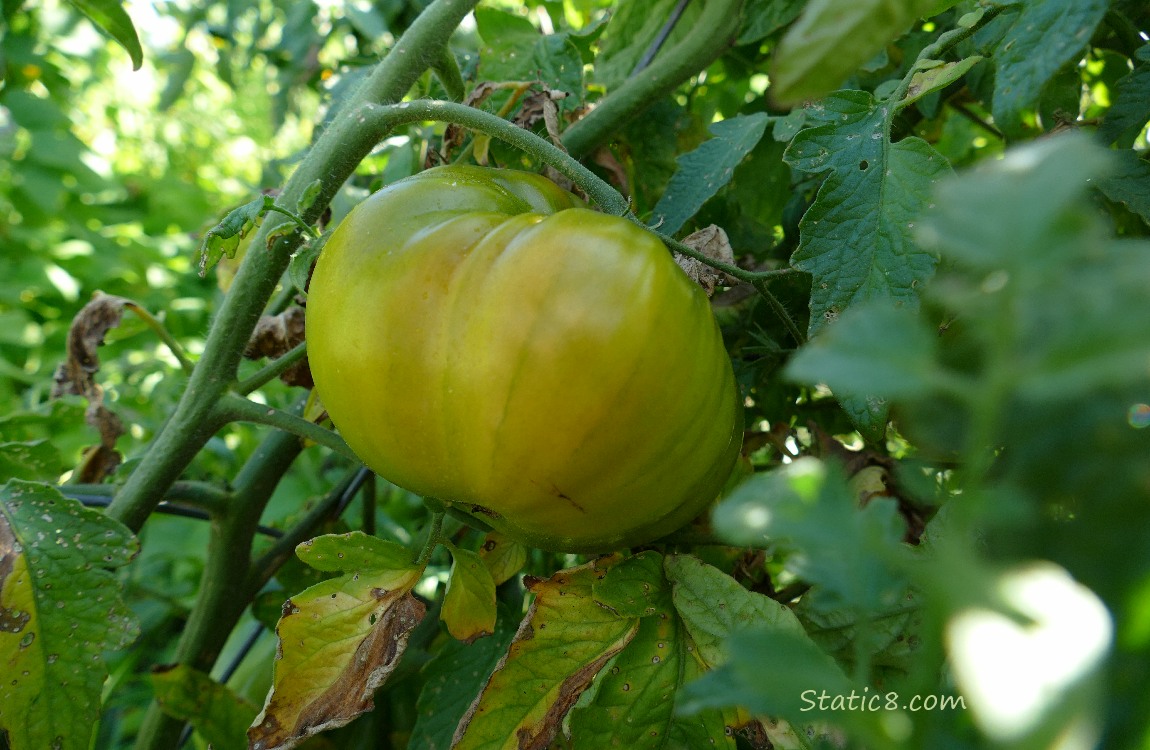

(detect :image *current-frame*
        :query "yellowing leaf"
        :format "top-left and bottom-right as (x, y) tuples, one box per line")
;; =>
(442, 544), (497, 643)
(476, 532), (526, 586)
(249, 533), (425, 750)
(453, 556), (638, 750)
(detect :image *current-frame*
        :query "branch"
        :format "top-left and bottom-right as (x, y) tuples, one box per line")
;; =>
(216, 393), (360, 464)
(561, 0), (746, 158)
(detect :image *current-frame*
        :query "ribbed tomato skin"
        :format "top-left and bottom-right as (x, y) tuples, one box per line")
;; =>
(307, 166), (742, 552)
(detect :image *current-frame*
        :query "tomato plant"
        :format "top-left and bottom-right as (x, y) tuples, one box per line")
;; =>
(308, 166), (743, 553)
(2, 1), (1149, 749)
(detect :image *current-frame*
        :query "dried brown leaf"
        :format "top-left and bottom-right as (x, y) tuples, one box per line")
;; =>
(244, 306), (312, 388)
(675, 225), (739, 297)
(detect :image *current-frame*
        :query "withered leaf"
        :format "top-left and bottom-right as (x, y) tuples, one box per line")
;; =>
(51, 292), (131, 481)
(674, 225), (738, 297)
(248, 560), (424, 750)
(244, 306), (312, 388)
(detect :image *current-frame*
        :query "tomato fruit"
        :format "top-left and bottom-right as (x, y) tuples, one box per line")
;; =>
(306, 166), (742, 553)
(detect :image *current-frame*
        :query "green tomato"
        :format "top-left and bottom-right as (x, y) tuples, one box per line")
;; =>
(306, 165), (742, 553)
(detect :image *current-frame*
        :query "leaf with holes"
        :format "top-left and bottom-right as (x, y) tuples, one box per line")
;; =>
(785, 91), (950, 338)
(152, 664), (259, 749)
(442, 544), (497, 643)
(0, 480), (139, 750)
(477, 532), (526, 586)
(452, 556), (639, 750)
(650, 113), (770, 237)
(248, 533), (424, 750)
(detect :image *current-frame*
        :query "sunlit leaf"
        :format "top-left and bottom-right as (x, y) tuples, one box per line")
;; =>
(66, 0), (143, 70)
(476, 532), (526, 586)
(248, 533), (424, 750)
(0, 480), (139, 750)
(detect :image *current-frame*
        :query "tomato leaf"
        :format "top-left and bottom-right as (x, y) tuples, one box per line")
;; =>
(476, 532), (526, 586)
(591, 0), (702, 90)
(900, 56), (984, 107)
(1094, 148), (1150, 228)
(65, 0), (143, 70)
(1098, 44), (1150, 147)
(664, 554), (807, 669)
(410, 605), (518, 750)
(0, 440), (64, 482)
(650, 113), (770, 237)
(592, 549), (667, 618)
(198, 195), (267, 277)
(248, 532), (424, 750)
(452, 556), (639, 750)
(988, 0), (1108, 136)
(737, 0), (805, 45)
(0, 480), (139, 750)
(442, 544), (497, 643)
(784, 303), (940, 400)
(713, 460), (908, 615)
(785, 91), (950, 339)
(151, 664), (259, 750)
(770, 0), (940, 106)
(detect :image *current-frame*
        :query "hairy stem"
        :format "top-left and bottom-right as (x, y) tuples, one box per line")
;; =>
(216, 393), (359, 464)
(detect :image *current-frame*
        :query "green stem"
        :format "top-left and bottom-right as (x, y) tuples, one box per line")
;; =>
(234, 340), (308, 395)
(62, 480), (230, 513)
(125, 301), (195, 375)
(362, 99), (633, 216)
(133, 427), (305, 750)
(431, 45), (465, 101)
(265, 204), (322, 238)
(416, 511), (446, 567)
(106, 0), (480, 532)
(752, 277), (806, 346)
(216, 393), (360, 464)
(560, 0), (746, 159)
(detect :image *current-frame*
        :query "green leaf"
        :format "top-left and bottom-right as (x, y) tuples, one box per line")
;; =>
(650, 113), (770, 236)
(664, 554), (806, 669)
(0, 90), (70, 130)
(453, 556), (639, 750)
(249, 534), (424, 749)
(784, 302), (940, 400)
(65, 0), (143, 70)
(990, 0), (1109, 136)
(297, 178), (324, 215)
(677, 628), (861, 727)
(901, 56), (984, 107)
(442, 544), (497, 643)
(770, 0), (939, 105)
(712, 460), (908, 614)
(0, 440), (63, 482)
(570, 558), (731, 750)
(785, 91), (951, 337)
(410, 606), (518, 750)
(295, 530), (415, 572)
(0, 480), (139, 750)
(593, 549), (668, 618)
(592, 0), (701, 90)
(198, 195), (267, 277)
(738, 0), (805, 45)
(151, 664), (259, 749)
(1094, 148), (1150, 228)
(1098, 45), (1150, 147)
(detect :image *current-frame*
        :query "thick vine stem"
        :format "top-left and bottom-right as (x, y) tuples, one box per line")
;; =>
(561, 0), (746, 159)
(105, 0), (479, 532)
